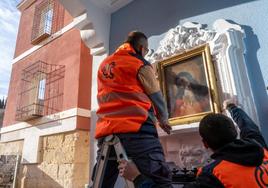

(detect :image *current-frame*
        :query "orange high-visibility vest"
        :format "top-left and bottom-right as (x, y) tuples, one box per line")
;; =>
(95, 43), (153, 138)
(203, 149), (268, 188)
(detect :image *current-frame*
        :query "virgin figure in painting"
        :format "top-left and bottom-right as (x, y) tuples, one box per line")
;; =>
(172, 71), (209, 117)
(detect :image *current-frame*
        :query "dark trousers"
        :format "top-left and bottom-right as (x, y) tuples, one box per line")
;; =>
(92, 133), (172, 188)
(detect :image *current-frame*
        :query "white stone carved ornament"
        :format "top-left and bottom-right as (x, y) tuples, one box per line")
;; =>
(146, 19), (258, 132)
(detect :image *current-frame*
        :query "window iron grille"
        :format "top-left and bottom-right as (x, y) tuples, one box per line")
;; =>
(16, 60), (65, 121)
(31, 0), (64, 44)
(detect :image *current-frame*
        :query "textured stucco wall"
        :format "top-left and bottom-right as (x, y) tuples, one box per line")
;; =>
(14, 0), (73, 58)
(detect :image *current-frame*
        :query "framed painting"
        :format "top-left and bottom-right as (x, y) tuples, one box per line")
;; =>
(158, 45), (220, 125)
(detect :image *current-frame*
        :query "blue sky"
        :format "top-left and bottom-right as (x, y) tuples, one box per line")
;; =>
(0, 0), (20, 99)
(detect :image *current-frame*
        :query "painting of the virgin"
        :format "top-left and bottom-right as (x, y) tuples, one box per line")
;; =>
(158, 45), (220, 125)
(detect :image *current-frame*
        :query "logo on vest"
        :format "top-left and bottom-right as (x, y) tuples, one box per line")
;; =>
(255, 160), (268, 188)
(102, 62), (116, 79)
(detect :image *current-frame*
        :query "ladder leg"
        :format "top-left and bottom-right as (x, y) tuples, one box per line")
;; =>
(113, 137), (135, 188)
(92, 142), (111, 188)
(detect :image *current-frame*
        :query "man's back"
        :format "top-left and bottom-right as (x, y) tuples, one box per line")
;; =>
(92, 31), (172, 187)
(95, 43), (152, 138)
(209, 149), (268, 188)
(195, 140), (268, 188)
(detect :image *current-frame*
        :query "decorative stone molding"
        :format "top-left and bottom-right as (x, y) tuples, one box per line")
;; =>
(60, 0), (133, 56)
(59, 0), (110, 56)
(146, 22), (216, 63)
(210, 19), (258, 124)
(75, 13), (106, 56)
(147, 19), (258, 133)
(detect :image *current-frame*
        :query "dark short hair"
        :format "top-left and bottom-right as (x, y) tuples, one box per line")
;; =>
(125, 31), (147, 54)
(199, 113), (237, 150)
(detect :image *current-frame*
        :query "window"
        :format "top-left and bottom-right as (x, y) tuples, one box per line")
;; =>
(16, 61), (65, 121)
(40, 5), (53, 35)
(31, 0), (64, 44)
(38, 79), (46, 100)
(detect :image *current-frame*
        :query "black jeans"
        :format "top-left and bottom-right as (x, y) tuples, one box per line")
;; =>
(92, 133), (172, 188)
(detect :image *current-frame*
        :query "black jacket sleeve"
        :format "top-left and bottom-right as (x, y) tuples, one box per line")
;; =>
(183, 172), (224, 188)
(133, 174), (161, 188)
(227, 104), (267, 148)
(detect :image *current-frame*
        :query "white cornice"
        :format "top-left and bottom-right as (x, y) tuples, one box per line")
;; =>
(0, 107), (91, 134)
(17, 0), (36, 11)
(60, 0), (133, 56)
(157, 123), (199, 137)
(89, 0), (133, 13)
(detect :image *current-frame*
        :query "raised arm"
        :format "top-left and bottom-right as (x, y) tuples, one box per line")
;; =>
(137, 65), (171, 134)
(224, 99), (267, 148)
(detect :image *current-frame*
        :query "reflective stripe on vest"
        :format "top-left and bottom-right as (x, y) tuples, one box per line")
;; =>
(97, 105), (148, 119)
(212, 149), (268, 188)
(96, 91), (152, 138)
(98, 91), (151, 105)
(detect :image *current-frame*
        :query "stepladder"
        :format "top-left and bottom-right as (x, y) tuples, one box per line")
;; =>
(92, 135), (135, 188)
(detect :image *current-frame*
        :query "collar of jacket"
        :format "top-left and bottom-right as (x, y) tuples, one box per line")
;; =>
(211, 139), (264, 166)
(115, 43), (136, 55)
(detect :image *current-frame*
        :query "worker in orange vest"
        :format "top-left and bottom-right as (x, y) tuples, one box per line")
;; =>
(118, 98), (268, 188)
(92, 31), (172, 187)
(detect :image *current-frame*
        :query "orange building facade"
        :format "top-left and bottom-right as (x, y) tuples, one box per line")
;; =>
(0, 0), (93, 187)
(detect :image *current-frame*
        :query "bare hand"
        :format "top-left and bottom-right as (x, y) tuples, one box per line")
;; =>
(118, 160), (140, 181)
(159, 120), (172, 134)
(223, 97), (238, 110)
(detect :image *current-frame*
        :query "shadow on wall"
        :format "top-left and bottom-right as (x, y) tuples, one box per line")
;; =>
(110, 0), (256, 52)
(239, 23), (268, 142)
(17, 163), (63, 188)
(0, 155), (63, 188)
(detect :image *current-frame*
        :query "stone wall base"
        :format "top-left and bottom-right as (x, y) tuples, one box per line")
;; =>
(0, 130), (90, 188)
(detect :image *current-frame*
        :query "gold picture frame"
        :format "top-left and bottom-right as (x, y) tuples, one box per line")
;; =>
(158, 44), (220, 125)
